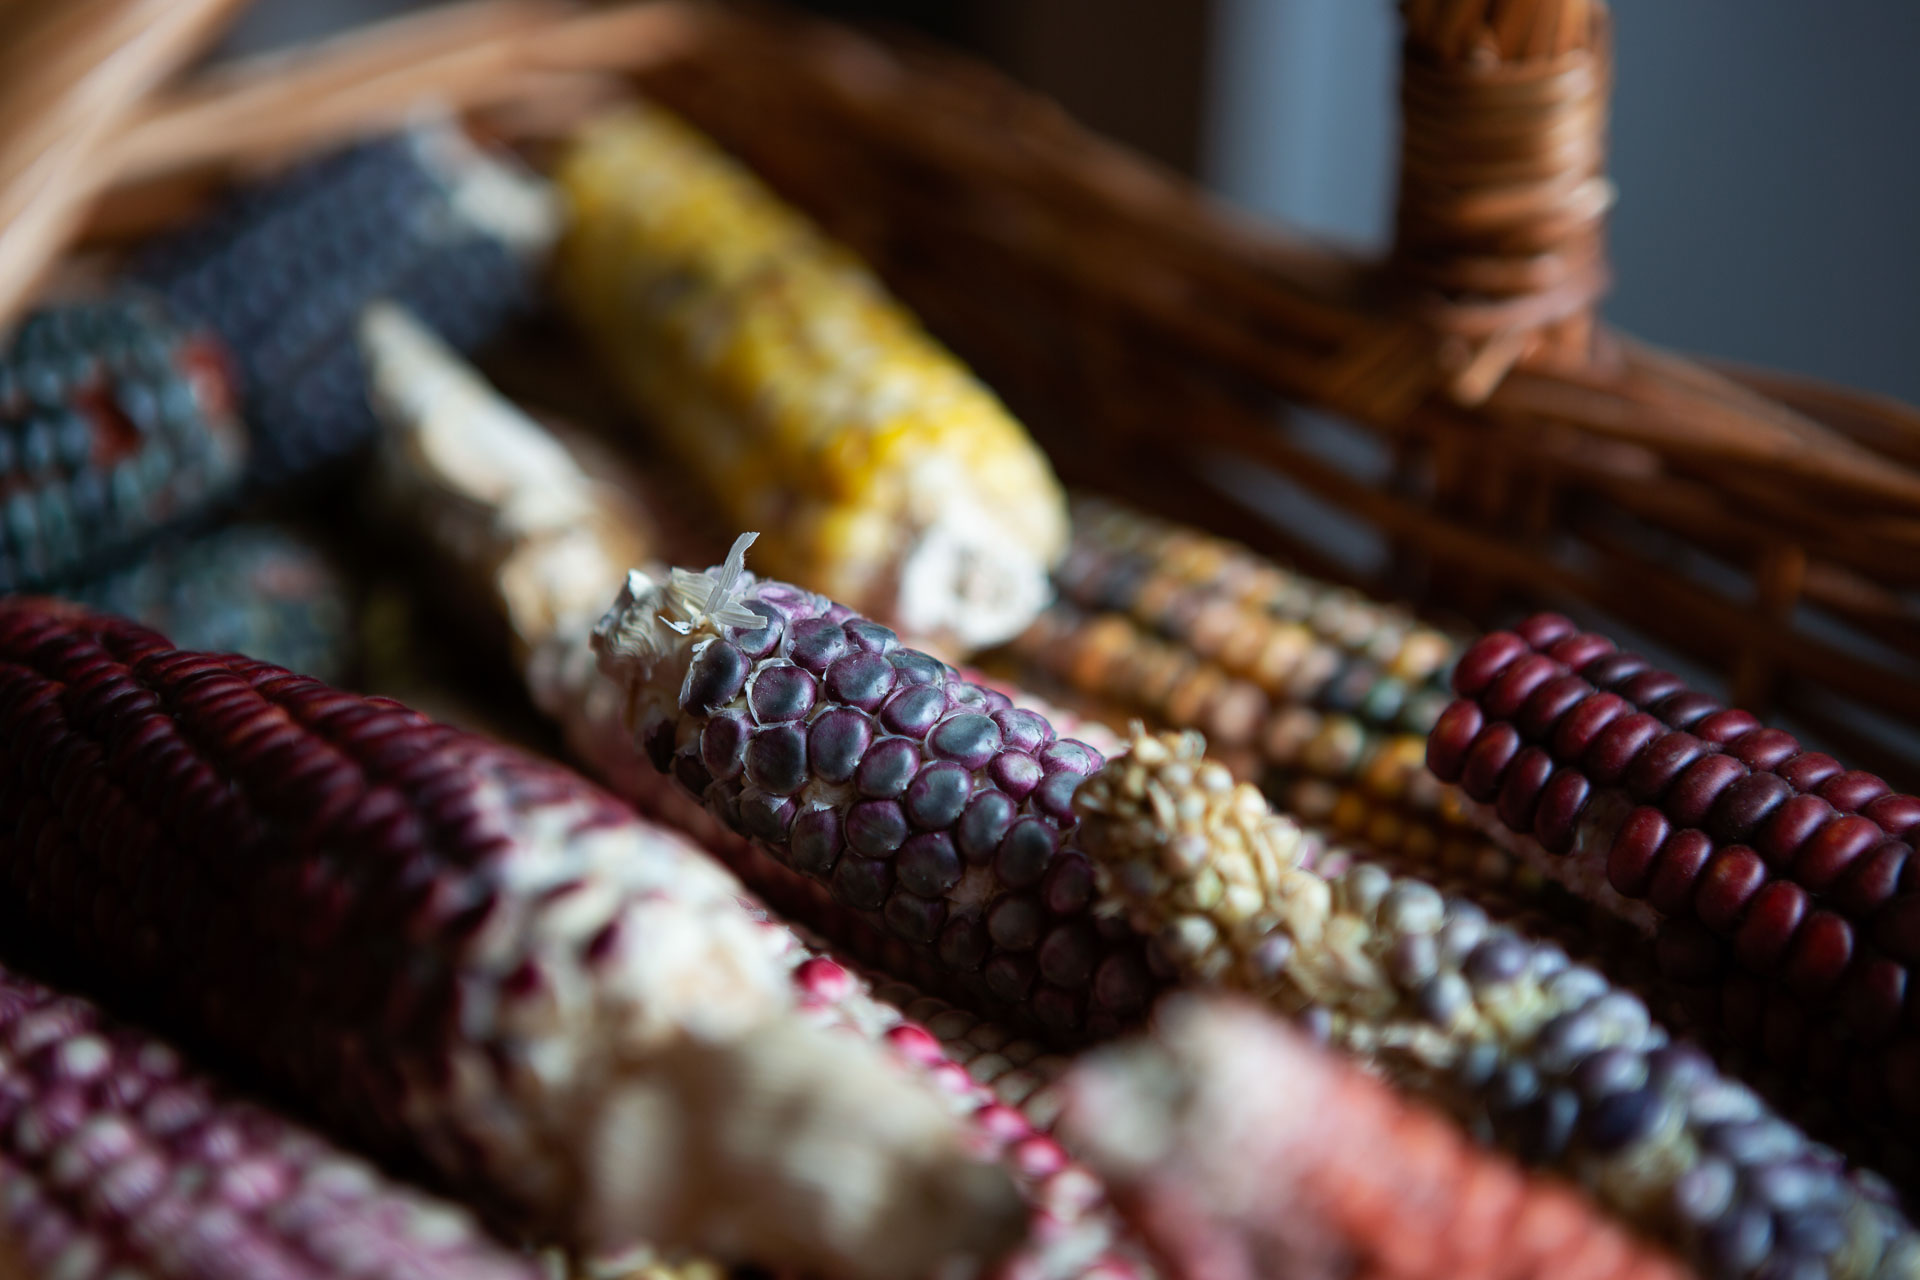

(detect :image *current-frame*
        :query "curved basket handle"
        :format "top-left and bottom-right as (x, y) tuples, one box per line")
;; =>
(0, 0), (251, 327)
(1390, 0), (1614, 400)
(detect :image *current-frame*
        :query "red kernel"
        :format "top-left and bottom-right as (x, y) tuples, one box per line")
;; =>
(1654, 691), (1722, 730)
(1583, 713), (1663, 788)
(1531, 768), (1591, 856)
(1831, 841), (1910, 917)
(1623, 732), (1708, 803)
(1783, 911), (1854, 996)
(1693, 709), (1761, 745)
(1482, 654), (1561, 722)
(1664, 754), (1749, 829)
(1864, 794), (1920, 839)
(1495, 748), (1554, 834)
(1550, 692), (1628, 761)
(1733, 881), (1809, 974)
(1514, 674), (1592, 743)
(1545, 632), (1614, 671)
(1820, 770), (1892, 814)
(1617, 669), (1686, 708)
(1514, 613), (1577, 649)
(1606, 808), (1670, 899)
(1777, 752), (1843, 792)
(1691, 846), (1768, 935)
(1425, 700), (1483, 783)
(1646, 829), (1714, 915)
(1459, 724), (1522, 805)
(1724, 728), (1800, 770)
(1452, 632), (1528, 698)
(1709, 771), (1793, 845)
(1790, 816), (1881, 892)
(1756, 794), (1837, 867)
(1580, 651), (1651, 691)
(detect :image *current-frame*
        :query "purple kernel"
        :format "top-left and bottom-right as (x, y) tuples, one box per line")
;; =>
(747, 664), (817, 724)
(737, 789), (796, 842)
(1464, 936), (1529, 986)
(995, 818), (1058, 887)
(789, 808), (843, 877)
(726, 601), (784, 659)
(884, 890), (947, 942)
(857, 737), (921, 799)
(745, 724), (808, 796)
(898, 832), (963, 896)
(929, 713), (1002, 769)
(700, 712), (750, 782)
(789, 618), (851, 673)
(906, 761), (972, 829)
(1093, 953), (1154, 1013)
(1039, 739), (1102, 776)
(1042, 851), (1097, 914)
(825, 652), (896, 711)
(984, 954), (1036, 1002)
(846, 800), (909, 857)
(988, 751), (1043, 799)
(1038, 923), (1098, 987)
(681, 641), (749, 714)
(673, 751), (714, 797)
(988, 896), (1046, 950)
(993, 708), (1053, 754)
(881, 685), (946, 737)
(843, 620), (898, 653)
(958, 791), (1016, 864)
(1033, 770), (1084, 824)
(807, 708), (872, 785)
(831, 855), (892, 910)
(939, 914), (990, 970)
(887, 650), (948, 686)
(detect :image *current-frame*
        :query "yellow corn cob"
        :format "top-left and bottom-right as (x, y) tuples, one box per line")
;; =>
(555, 103), (1068, 655)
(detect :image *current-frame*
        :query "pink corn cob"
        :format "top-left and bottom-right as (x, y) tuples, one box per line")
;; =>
(0, 598), (1028, 1280)
(1058, 996), (1695, 1280)
(0, 965), (541, 1280)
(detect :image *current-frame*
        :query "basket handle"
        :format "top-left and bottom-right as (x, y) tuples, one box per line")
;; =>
(1390, 0), (1614, 400)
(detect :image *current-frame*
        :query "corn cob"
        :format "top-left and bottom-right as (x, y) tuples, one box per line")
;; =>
(1059, 995), (1695, 1280)
(1074, 728), (1917, 1279)
(0, 294), (245, 594)
(67, 522), (354, 684)
(555, 103), (1068, 655)
(1431, 615), (1920, 1141)
(0, 599), (1033, 1279)
(1060, 495), (1459, 716)
(0, 963), (542, 1280)
(131, 123), (556, 488)
(592, 537), (1163, 1046)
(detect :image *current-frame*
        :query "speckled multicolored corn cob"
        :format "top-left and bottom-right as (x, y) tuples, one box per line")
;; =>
(0, 600), (1030, 1280)
(0, 964), (541, 1280)
(555, 103), (1068, 655)
(1060, 995), (1696, 1280)
(1075, 729), (1917, 1279)
(67, 522), (353, 683)
(0, 295), (244, 593)
(1431, 614), (1920, 1139)
(592, 538), (1163, 1046)
(1060, 495), (1459, 709)
(132, 123), (556, 487)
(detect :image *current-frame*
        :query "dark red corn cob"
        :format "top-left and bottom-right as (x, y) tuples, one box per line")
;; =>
(0, 598), (1029, 1280)
(592, 538), (1164, 1047)
(1058, 996), (1696, 1280)
(1433, 614), (1920, 1149)
(0, 965), (542, 1280)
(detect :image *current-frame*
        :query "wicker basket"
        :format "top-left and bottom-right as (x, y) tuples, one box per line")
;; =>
(10, 0), (1920, 786)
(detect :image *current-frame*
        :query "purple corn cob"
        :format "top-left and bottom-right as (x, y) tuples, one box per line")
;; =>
(592, 535), (1164, 1046)
(0, 598), (1028, 1280)
(0, 965), (540, 1280)
(1430, 613), (1920, 1146)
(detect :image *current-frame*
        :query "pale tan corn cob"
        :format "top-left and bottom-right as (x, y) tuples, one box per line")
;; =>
(1058, 995), (1693, 1280)
(554, 103), (1068, 655)
(1073, 729), (1918, 1280)
(360, 323), (1153, 1279)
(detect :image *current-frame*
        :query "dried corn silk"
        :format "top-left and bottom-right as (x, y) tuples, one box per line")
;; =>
(1074, 729), (1917, 1279)
(556, 103), (1067, 654)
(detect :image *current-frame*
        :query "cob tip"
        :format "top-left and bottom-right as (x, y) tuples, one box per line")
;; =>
(593, 532), (762, 674)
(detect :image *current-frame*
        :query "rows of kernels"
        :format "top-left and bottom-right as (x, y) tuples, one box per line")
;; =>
(0, 602), (1026, 1279)
(0, 296), (244, 592)
(1433, 618), (1920, 1137)
(1075, 730), (1918, 1279)
(1061, 997), (1695, 1280)
(132, 127), (549, 487)
(593, 561), (1164, 1046)
(0, 968), (539, 1280)
(68, 523), (354, 683)
(556, 105), (1066, 651)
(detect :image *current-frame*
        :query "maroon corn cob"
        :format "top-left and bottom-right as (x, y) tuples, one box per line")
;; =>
(0, 598), (1028, 1280)
(1430, 612), (1920, 1145)
(591, 537), (1165, 1047)
(1057, 995), (1696, 1280)
(0, 964), (541, 1280)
